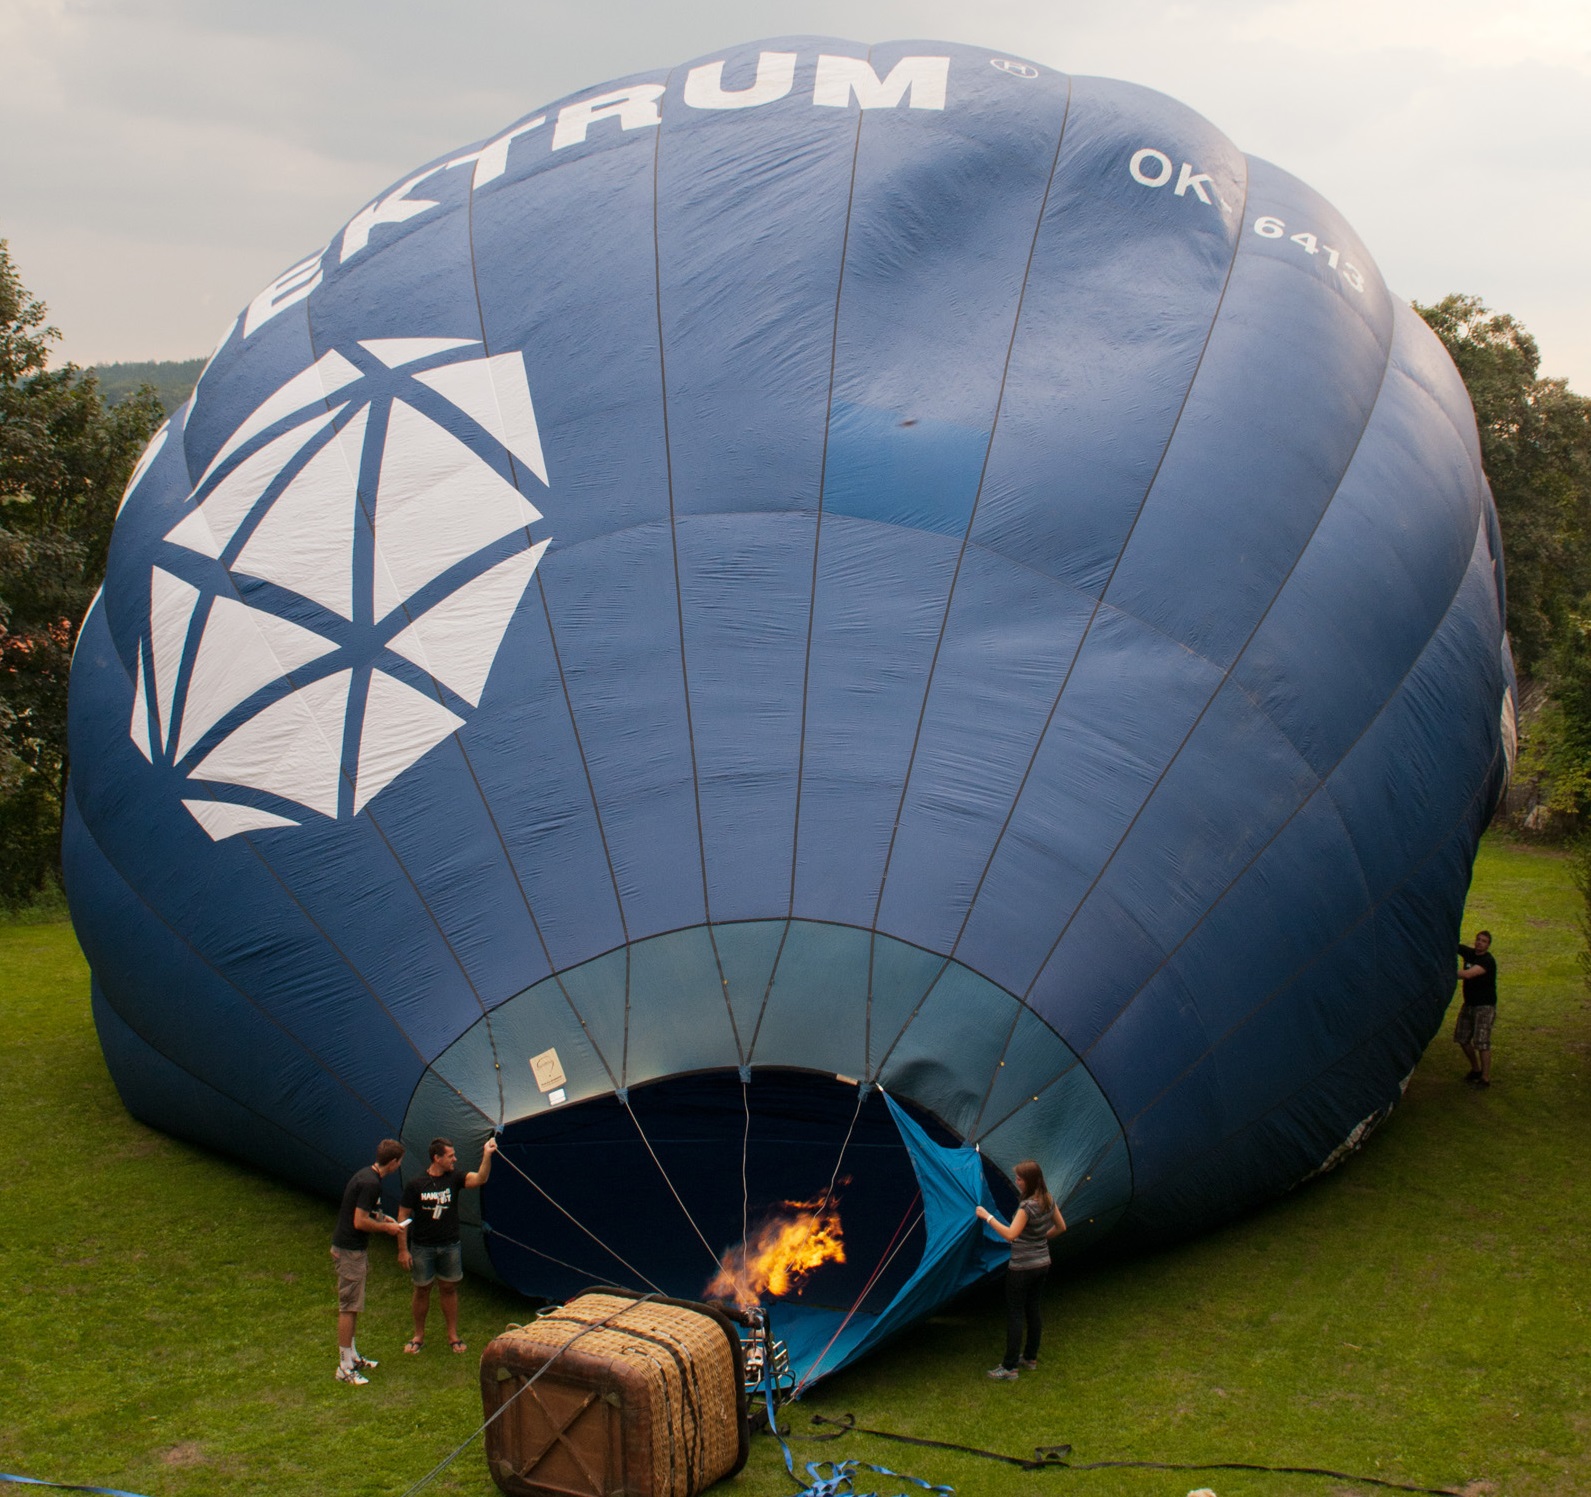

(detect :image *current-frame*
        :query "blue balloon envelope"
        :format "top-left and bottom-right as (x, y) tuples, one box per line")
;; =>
(66, 39), (1512, 1385)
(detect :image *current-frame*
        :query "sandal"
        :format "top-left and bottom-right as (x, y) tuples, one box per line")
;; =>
(403, 1337), (425, 1355)
(450, 1338), (468, 1354)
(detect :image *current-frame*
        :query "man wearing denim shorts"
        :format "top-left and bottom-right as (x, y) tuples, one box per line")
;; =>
(397, 1135), (496, 1354)
(1455, 930), (1498, 1088)
(331, 1138), (406, 1385)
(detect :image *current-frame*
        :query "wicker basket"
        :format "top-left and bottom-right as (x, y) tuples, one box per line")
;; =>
(481, 1292), (749, 1497)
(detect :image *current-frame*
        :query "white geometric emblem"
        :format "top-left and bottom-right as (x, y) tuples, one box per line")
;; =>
(128, 338), (551, 840)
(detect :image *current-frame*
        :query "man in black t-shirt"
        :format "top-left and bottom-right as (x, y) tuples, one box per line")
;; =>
(397, 1134), (496, 1354)
(1455, 929), (1498, 1088)
(331, 1138), (406, 1385)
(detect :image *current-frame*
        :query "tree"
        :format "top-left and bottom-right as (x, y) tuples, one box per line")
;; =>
(0, 240), (163, 904)
(1415, 295), (1591, 683)
(1416, 296), (1591, 823)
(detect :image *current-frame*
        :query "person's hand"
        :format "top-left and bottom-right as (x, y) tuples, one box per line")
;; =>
(975, 1206), (988, 1223)
(398, 1250), (412, 1270)
(483, 1138), (498, 1156)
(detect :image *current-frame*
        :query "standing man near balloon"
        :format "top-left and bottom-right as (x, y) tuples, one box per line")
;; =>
(398, 1135), (497, 1354)
(331, 1138), (407, 1386)
(1455, 931), (1498, 1087)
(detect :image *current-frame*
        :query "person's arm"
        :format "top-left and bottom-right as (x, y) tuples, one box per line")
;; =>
(464, 1135), (498, 1189)
(975, 1204), (1029, 1243)
(352, 1177), (400, 1238)
(352, 1206), (402, 1238)
(1046, 1206), (1067, 1238)
(351, 1177), (400, 1240)
(1458, 964), (1485, 980)
(396, 1206), (412, 1268)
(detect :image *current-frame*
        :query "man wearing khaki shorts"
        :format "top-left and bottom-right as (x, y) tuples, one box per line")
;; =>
(1455, 930), (1498, 1089)
(331, 1138), (406, 1385)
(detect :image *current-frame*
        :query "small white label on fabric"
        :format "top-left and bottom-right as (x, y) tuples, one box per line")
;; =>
(548, 1088), (567, 1107)
(531, 1047), (567, 1092)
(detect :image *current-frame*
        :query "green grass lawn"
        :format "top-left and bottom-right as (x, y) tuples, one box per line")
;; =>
(3, 836), (1588, 1497)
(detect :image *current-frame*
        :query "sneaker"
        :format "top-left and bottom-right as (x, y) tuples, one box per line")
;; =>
(352, 1354), (379, 1370)
(1019, 1358), (1039, 1370)
(1463, 1069), (1481, 1082)
(1475, 1078), (1491, 1088)
(986, 1366), (1018, 1381)
(335, 1365), (370, 1385)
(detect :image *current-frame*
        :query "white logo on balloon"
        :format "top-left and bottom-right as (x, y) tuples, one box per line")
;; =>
(127, 339), (550, 841)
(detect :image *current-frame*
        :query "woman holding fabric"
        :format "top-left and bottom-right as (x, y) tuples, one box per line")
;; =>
(976, 1160), (1066, 1380)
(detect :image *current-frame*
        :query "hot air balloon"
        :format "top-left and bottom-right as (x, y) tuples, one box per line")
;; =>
(66, 38), (1512, 1386)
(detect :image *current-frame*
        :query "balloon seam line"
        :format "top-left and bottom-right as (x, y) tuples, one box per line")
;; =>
(1028, 289), (1400, 997)
(1122, 763), (1499, 1197)
(922, 153), (1257, 1121)
(650, 58), (744, 1068)
(756, 55), (871, 1066)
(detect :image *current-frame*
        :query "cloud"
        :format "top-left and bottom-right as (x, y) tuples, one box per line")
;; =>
(4, 0), (1587, 386)
(1233, 0), (1591, 74)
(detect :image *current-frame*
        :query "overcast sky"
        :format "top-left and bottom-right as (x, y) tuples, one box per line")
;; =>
(5, 0), (1588, 388)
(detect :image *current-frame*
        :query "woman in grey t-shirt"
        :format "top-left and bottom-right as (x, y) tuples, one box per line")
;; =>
(975, 1160), (1067, 1380)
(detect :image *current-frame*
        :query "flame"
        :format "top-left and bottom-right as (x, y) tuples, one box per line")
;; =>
(706, 1195), (846, 1308)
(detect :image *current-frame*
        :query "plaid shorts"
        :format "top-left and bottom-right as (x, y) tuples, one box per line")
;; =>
(1453, 1004), (1495, 1051)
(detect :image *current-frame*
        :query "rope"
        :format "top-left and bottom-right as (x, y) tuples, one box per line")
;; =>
(483, 1222), (651, 1289)
(740, 1074), (752, 1257)
(791, 1193), (923, 1398)
(802, 1416), (1469, 1494)
(0, 1479), (154, 1496)
(621, 1092), (724, 1272)
(492, 1143), (665, 1292)
(820, 1083), (868, 1212)
(764, 1374), (950, 1497)
(609, 1318), (719, 1496)
(398, 1297), (658, 1497)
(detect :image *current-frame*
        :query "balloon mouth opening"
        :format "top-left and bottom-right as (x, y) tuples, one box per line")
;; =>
(481, 1069), (973, 1322)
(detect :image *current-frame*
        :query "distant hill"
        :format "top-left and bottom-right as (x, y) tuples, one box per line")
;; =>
(92, 358), (206, 416)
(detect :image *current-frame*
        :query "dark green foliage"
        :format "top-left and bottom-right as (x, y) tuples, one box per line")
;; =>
(93, 357), (205, 416)
(1415, 294), (1591, 686)
(0, 240), (163, 905)
(1416, 297), (1591, 986)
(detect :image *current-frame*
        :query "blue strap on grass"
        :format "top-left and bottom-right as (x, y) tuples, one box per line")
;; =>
(1, 1476), (154, 1497)
(762, 1378), (951, 1497)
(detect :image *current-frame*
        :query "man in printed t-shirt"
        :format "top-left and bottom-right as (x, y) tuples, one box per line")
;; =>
(398, 1135), (496, 1354)
(1455, 929), (1498, 1088)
